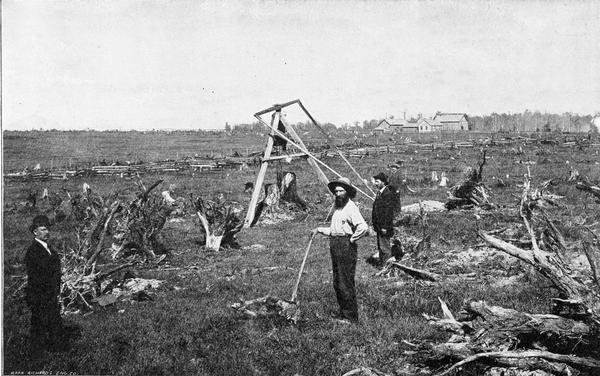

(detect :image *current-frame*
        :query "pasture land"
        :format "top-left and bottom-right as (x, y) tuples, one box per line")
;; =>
(3, 131), (600, 375)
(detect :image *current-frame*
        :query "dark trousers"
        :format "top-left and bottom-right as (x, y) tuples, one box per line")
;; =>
(329, 236), (358, 321)
(376, 232), (392, 265)
(29, 297), (64, 356)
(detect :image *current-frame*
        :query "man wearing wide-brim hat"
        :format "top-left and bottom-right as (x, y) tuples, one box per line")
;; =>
(311, 177), (368, 323)
(371, 172), (399, 267)
(24, 215), (66, 358)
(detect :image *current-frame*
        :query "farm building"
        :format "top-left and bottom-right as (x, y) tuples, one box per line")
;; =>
(399, 123), (419, 132)
(417, 117), (442, 132)
(433, 113), (469, 131)
(373, 118), (408, 133)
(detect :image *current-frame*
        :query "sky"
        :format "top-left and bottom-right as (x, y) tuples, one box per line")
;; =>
(2, 0), (599, 131)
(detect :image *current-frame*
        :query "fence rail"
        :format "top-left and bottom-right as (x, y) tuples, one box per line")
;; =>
(4, 133), (598, 182)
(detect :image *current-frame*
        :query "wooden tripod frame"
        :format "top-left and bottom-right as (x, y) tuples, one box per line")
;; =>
(243, 100), (331, 228)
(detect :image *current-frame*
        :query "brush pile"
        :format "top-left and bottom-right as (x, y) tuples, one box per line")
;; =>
(58, 180), (171, 312)
(400, 178), (600, 376)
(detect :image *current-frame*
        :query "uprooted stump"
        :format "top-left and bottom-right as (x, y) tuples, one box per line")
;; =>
(110, 179), (173, 262)
(445, 150), (494, 210)
(192, 196), (243, 252)
(57, 179), (173, 312)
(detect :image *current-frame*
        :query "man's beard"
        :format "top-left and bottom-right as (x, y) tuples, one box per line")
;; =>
(335, 195), (349, 208)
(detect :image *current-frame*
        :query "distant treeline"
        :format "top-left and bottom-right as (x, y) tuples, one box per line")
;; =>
(231, 111), (598, 134)
(468, 111), (596, 133)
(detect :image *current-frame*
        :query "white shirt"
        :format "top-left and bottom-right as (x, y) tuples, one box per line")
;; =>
(317, 199), (368, 243)
(35, 238), (52, 255)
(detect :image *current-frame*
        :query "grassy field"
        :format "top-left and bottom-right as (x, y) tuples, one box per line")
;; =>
(3, 131), (600, 375)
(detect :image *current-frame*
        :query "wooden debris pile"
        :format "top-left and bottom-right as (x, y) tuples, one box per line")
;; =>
(58, 180), (172, 311)
(445, 150), (495, 210)
(230, 295), (300, 324)
(408, 299), (600, 376)
(400, 178), (600, 375)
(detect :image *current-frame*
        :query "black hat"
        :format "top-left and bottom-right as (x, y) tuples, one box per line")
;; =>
(327, 177), (357, 199)
(29, 215), (51, 233)
(373, 172), (388, 184)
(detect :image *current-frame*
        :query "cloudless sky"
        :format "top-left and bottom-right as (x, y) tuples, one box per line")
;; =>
(2, 0), (599, 130)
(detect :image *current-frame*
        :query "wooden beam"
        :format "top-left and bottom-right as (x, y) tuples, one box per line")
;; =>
(261, 153), (308, 163)
(243, 112), (279, 228)
(253, 99), (332, 146)
(336, 149), (376, 196)
(279, 117), (330, 188)
(254, 100), (300, 117)
(296, 100), (334, 144)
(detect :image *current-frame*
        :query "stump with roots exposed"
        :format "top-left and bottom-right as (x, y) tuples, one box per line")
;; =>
(192, 195), (243, 252)
(445, 150), (494, 210)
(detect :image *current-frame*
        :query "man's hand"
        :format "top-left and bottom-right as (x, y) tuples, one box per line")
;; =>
(310, 228), (319, 238)
(380, 228), (387, 235)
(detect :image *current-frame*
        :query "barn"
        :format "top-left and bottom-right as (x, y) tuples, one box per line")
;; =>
(432, 113), (469, 131)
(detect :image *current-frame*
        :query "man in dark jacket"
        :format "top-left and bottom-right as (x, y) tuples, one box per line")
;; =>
(25, 215), (65, 358)
(371, 172), (398, 267)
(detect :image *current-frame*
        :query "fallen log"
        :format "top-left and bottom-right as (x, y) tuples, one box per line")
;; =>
(405, 178), (600, 376)
(463, 300), (594, 354)
(436, 350), (600, 376)
(376, 261), (439, 282)
(480, 178), (600, 325)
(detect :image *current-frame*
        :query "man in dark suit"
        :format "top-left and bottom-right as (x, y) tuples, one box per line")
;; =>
(24, 215), (65, 358)
(371, 173), (398, 267)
